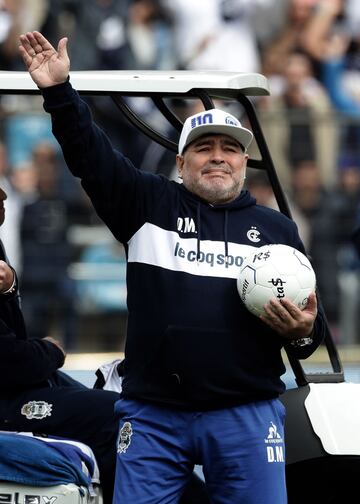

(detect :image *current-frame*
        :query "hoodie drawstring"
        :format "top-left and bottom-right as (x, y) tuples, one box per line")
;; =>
(196, 203), (201, 264)
(196, 203), (230, 267)
(224, 210), (229, 266)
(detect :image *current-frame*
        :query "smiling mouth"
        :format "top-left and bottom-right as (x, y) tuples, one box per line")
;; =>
(202, 168), (230, 176)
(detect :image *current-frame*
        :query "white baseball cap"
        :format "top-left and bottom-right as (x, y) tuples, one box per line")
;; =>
(178, 108), (253, 155)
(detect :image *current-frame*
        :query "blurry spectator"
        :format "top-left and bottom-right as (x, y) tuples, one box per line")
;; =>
(75, 240), (127, 314)
(301, 0), (360, 162)
(252, 0), (289, 49)
(54, 0), (175, 71)
(301, 0), (348, 63)
(125, 0), (175, 70)
(10, 160), (37, 200)
(345, 0), (360, 39)
(71, 238), (128, 352)
(333, 159), (360, 344)
(4, 111), (58, 168)
(56, 0), (129, 71)
(289, 161), (339, 329)
(19, 143), (77, 349)
(0, 2), (55, 145)
(288, 159), (360, 339)
(245, 169), (311, 248)
(56, 0), (176, 169)
(260, 0), (334, 82)
(259, 51), (337, 190)
(0, 0), (50, 70)
(32, 140), (57, 171)
(0, 0), (21, 69)
(88, 94), (152, 167)
(164, 0), (274, 72)
(32, 140), (82, 204)
(245, 170), (278, 208)
(0, 141), (22, 272)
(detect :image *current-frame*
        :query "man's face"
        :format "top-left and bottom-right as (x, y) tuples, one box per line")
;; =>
(0, 187), (6, 226)
(176, 134), (248, 204)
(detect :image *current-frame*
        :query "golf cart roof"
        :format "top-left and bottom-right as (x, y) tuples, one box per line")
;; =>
(0, 70), (270, 97)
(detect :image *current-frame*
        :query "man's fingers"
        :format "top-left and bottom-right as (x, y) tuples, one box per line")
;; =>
(18, 45), (32, 67)
(305, 292), (317, 310)
(19, 34), (34, 55)
(20, 31), (56, 57)
(278, 298), (302, 319)
(33, 31), (56, 52)
(57, 37), (69, 60)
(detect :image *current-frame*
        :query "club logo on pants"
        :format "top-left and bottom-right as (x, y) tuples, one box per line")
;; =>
(21, 401), (53, 420)
(264, 421), (284, 463)
(117, 421), (133, 454)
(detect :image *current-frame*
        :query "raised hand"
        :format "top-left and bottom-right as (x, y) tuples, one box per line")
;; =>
(19, 31), (70, 89)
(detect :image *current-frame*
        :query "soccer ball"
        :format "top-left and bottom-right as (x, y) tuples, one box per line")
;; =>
(237, 244), (316, 317)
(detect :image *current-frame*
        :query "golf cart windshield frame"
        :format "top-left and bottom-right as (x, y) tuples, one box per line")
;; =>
(0, 69), (344, 385)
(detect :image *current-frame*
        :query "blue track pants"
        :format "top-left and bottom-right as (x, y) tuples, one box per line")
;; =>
(113, 397), (287, 503)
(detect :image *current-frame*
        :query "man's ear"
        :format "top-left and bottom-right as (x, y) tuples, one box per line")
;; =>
(176, 154), (184, 179)
(243, 154), (249, 180)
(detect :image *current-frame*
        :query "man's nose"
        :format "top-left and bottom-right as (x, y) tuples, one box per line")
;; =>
(0, 188), (7, 200)
(210, 147), (225, 163)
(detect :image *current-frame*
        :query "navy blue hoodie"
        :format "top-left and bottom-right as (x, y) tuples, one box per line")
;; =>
(42, 81), (325, 410)
(0, 242), (64, 397)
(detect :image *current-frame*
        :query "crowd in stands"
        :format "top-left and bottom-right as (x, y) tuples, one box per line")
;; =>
(0, 0), (360, 349)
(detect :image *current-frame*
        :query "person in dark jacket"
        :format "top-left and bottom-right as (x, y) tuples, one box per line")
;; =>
(0, 183), (120, 503)
(19, 31), (326, 504)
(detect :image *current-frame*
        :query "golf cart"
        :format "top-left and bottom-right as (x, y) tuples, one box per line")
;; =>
(0, 69), (359, 503)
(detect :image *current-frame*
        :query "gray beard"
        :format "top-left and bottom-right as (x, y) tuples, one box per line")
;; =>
(184, 179), (242, 205)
